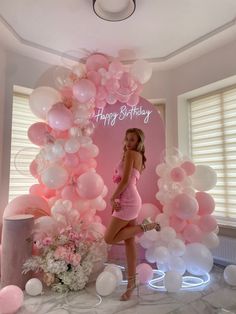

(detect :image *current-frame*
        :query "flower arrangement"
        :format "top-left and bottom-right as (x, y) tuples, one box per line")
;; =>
(23, 200), (108, 293)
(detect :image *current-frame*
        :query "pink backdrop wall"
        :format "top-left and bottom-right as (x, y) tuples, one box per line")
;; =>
(92, 97), (165, 225)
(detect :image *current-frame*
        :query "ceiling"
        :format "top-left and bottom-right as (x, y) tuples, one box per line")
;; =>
(1, 0), (236, 69)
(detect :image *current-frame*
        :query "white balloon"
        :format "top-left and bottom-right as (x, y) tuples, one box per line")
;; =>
(164, 271), (182, 292)
(139, 235), (155, 249)
(41, 165), (68, 189)
(145, 246), (157, 263)
(29, 86), (62, 120)
(96, 271), (117, 296)
(168, 256), (186, 275)
(90, 196), (106, 211)
(154, 246), (170, 263)
(168, 239), (186, 257)
(25, 278), (43, 296)
(156, 261), (169, 272)
(183, 243), (213, 275)
(160, 227), (176, 243)
(155, 213), (169, 227)
(191, 165), (217, 191)
(202, 232), (219, 249)
(223, 265), (236, 286)
(104, 264), (123, 286)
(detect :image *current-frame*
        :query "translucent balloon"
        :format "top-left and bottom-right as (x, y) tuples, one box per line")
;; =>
(29, 86), (62, 120)
(191, 165), (217, 191)
(130, 59), (152, 84)
(73, 79), (96, 103)
(14, 146), (40, 177)
(64, 138), (80, 154)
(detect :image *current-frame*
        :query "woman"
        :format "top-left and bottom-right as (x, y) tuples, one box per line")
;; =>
(104, 128), (160, 301)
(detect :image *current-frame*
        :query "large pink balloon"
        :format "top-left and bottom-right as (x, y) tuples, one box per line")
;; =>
(183, 224), (202, 243)
(170, 167), (185, 182)
(28, 122), (52, 146)
(4, 194), (50, 218)
(73, 79), (96, 103)
(86, 54), (109, 72)
(181, 161), (196, 176)
(198, 215), (218, 233)
(136, 263), (153, 284)
(47, 103), (73, 131)
(0, 285), (24, 314)
(195, 192), (215, 215)
(171, 193), (199, 220)
(170, 215), (187, 232)
(77, 171), (104, 199)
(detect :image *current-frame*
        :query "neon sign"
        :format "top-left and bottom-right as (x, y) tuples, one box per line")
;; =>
(92, 105), (152, 126)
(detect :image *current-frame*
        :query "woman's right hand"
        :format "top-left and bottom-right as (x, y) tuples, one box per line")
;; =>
(110, 198), (121, 213)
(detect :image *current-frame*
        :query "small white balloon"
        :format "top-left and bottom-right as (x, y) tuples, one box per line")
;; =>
(104, 264), (123, 286)
(191, 165), (217, 191)
(168, 239), (186, 257)
(202, 232), (219, 249)
(160, 227), (176, 243)
(96, 271), (117, 296)
(168, 256), (186, 275)
(65, 138), (80, 153)
(224, 265), (236, 286)
(25, 278), (43, 296)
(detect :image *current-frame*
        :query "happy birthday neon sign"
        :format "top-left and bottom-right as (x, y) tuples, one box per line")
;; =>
(92, 105), (152, 126)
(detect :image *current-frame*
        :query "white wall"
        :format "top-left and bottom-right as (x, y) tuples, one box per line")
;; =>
(142, 39), (236, 149)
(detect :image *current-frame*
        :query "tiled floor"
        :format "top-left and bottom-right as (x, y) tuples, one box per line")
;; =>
(16, 265), (236, 314)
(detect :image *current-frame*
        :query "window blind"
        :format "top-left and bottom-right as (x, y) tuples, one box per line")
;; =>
(189, 85), (236, 226)
(9, 93), (39, 201)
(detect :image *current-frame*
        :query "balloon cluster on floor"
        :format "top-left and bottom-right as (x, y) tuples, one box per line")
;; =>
(138, 150), (220, 292)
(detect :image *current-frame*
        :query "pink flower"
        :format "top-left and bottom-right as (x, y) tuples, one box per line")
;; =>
(54, 246), (68, 259)
(68, 231), (80, 241)
(42, 237), (53, 246)
(72, 254), (81, 266)
(112, 174), (121, 184)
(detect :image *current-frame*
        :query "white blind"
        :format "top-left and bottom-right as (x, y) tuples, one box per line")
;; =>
(189, 85), (236, 226)
(9, 93), (39, 201)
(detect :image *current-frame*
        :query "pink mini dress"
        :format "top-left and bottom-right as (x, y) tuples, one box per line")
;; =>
(112, 161), (142, 221)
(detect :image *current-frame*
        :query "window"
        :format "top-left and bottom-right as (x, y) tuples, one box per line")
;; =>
(9, 90), (38, 201)
(188, 85), (236, 226)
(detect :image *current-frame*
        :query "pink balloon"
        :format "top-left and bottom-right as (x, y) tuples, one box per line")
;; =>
(170, 167), (186, 182)
(29, 184), (56, 199)
(105, 78), (120, 93)
(87, 158), (97, 169)
(77, 171), (104, 199)
(198, 215), (218, 232)
(195, 192), (215, 215)
(95, 99), (107, 109)
(87, 71), (101, 86)
(127, 93), (139, 107)
(170, 215), (187, 232)
(183, 224), (202, 243)
(0, 285), (24, 314)
(61, 185), (79, 202)
(47, 103), (73, 131)
(73, 79), (96, 103)
(181, 161), (196, 176)
(137, 203), (161, 224)
(29, 159), (39, 178)
(108, 60), (124, 78)
(28, 122), (52, 146)
(136, 263), (153, 284)
(171, 193), (199, 220)
(73, 163), (90, 177)
(86, 54), (109, 72)
(96, 86), (108, 100)
(4, 194), (50, 218)
(64, 153), (79, 168)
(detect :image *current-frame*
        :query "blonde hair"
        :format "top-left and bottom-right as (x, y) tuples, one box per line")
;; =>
(123, 128), (147, 169)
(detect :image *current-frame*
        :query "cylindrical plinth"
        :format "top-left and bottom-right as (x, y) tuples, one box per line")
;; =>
(1, 214), (34, 289)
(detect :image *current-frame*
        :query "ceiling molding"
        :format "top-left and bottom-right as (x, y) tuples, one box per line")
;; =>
(0, 13), (236, 64)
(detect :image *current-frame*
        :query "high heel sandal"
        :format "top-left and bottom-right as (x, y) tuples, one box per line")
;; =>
(140, 218), (161, 232)
(120, 273), (139, 301)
